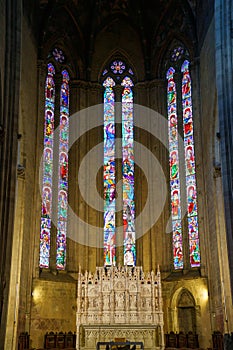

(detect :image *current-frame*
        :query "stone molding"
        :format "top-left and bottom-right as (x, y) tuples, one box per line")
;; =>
(79, 324), (163, 350)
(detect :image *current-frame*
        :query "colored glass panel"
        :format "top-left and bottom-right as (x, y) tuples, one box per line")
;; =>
(110, 60), (126, 75)
(103, 77), (116, 266)
(40, 63), (55, 268)
(52, 48), (65, 63)
(181, 60), (200, 267)
(166, 67), (184, 269)
(121, 76), (136, 266)
(171, 46), (185, 62)
(56, 70), (70, 270)
(128, 68), (134, 75)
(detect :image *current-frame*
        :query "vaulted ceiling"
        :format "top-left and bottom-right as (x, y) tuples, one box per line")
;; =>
(38, 0), (197, 79)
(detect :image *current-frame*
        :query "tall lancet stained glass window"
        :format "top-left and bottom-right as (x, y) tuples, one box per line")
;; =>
(40, 55), (70, 270)
(103, 77), (116, 266)
(56, 70), (70, 270)
(166, 67), (183, 269)
(102, 60), (135, 267)
(181, 60), (200, 267)
(40, 63), (55, 268)
(122, 77), (136, 266)
(166, 58), (201, 269)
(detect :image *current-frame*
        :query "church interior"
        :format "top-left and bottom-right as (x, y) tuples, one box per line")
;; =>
(1, 0), (233, 349)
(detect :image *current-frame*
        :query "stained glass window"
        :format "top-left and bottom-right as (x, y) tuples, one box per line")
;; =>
(40, 63), (70, 270)
(40, 63), (55, 268)
(166, 67), (184, 269)
(167, 58), (201, 269)
(110, 60), (126, 75)
(56, 70), (70, 270)
(103, 77), (116, 266)
(121, 77), (136, 266)
(52, 48), (65, 63)
(102, 63), (135, 267)
(128, 68), (134, 75)
(102, 69), (108, 76)
(181, 60), (200, 267)
(171, 46), (185, 62)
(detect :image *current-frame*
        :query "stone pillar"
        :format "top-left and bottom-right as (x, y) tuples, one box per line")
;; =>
(68, 80), (90, 271)
(68, 80), (104, 272)
(215, 0), (233, 298)
(0, 0), (22, 347)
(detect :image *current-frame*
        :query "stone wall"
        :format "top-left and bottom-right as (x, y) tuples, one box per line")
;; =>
(30, 277), (76, 348)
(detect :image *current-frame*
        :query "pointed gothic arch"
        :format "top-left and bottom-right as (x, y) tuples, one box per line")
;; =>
(169, 287), (197, 334)
(177, 289), (196, 334)
(98, 50), (138, 83)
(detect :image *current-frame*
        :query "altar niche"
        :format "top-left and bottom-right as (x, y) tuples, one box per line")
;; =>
(76, 266), (164, 350)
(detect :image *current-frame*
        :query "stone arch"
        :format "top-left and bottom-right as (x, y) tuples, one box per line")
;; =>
(177, 289), (196, 333)
(153, 36), (192, 80)
(151, 0), (196, 80)
(91, 17), (144, 81)
(169, 287), (197, 333)
(98, 49), (138, 84)
(38, 4), (84, 79)
(44, 44), (78, 80)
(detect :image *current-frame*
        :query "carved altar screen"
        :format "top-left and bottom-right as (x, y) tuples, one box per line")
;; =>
(76, 266), (164, 350)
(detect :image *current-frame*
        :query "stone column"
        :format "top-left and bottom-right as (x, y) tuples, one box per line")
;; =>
(0, 0), (22, 347)
(215, 0), (233, 297)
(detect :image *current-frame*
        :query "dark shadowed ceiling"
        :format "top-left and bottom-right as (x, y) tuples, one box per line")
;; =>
(38, 0), (197, 79)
